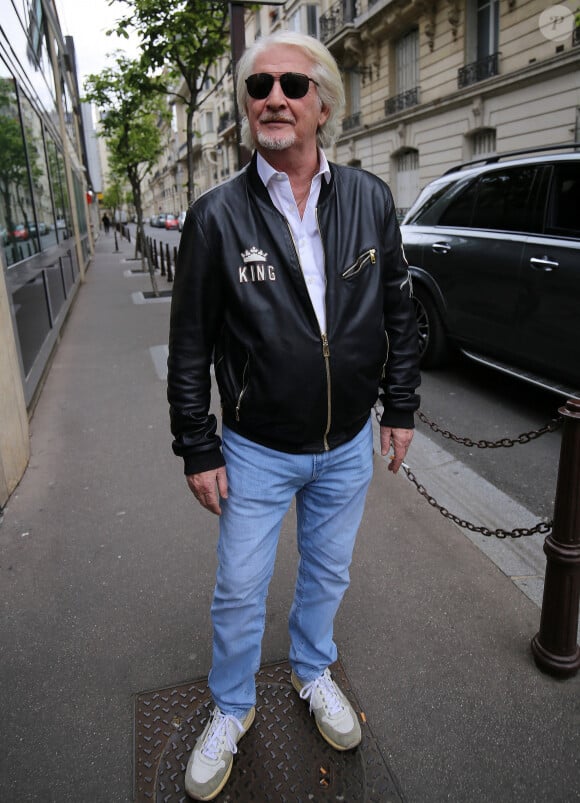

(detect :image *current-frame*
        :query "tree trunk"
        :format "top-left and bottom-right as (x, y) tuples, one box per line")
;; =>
(186, 101), (196, 204)
(131, 173), (159, 297)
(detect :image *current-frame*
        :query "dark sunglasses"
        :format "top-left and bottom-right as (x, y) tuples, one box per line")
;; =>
(245, 72), (319, 100)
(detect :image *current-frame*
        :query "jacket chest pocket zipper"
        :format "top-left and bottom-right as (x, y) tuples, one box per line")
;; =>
(341, 249), (376, 279)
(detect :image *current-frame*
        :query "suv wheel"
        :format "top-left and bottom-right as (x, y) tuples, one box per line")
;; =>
(413, 285), (448, 367)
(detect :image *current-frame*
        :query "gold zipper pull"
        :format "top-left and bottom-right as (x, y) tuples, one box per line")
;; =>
(321, 333), (330, 357)
(370, 249), (376, 264)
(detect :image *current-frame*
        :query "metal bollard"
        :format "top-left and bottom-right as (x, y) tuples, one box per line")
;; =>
(166, 243), (173, 283)
(531, 397), (580, 677)
(160, 241), (166, 276)
(152, 240), (159, 272)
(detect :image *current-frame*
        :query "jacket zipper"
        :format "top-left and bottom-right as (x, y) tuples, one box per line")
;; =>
(235, 354), (250, 421)
(316, 209), (332, 451)
(321, 333), (332, 451)
(286, 213), (332, 450)
(341, 248), (376, 279)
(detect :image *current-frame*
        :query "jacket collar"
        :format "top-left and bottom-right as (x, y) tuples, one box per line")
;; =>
(246, 151), (334, 206)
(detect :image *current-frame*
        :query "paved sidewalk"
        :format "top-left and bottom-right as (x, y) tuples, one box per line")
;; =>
(0, 235), (578, 802)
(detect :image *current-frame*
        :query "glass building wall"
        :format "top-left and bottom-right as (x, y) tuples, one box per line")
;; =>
(0, 0), (90, 405)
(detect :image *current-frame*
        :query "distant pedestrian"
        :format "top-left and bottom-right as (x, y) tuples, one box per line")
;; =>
(102, 213), (111, 234)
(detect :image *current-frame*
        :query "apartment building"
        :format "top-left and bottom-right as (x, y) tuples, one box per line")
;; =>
(151, 0), (578, 219)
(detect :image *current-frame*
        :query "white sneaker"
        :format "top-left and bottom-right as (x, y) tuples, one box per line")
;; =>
(291, 667), (362, 751)
(185, 705), (255, 800)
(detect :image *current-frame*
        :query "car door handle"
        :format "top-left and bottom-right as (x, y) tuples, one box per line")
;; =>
(431, 242), (451, 254)
(529, 256), (559, 272)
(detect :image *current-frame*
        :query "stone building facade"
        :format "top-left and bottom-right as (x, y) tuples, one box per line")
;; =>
(144, 0), (579, 219)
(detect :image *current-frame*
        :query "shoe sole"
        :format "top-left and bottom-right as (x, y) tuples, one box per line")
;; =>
(290, 672), (361, 752)
(187, 707), (256, 801)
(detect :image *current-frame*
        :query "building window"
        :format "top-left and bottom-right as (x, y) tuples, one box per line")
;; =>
(385, 29), (419, 116)
(342, 70), (361, 131)
(459, 0), (500, 87)
(477, 0), (499, 61)
(396, 28), (419, 95)
(287, 4), (319, 36)
(306, 4), (318, 37)
(394, 148), (420, 219)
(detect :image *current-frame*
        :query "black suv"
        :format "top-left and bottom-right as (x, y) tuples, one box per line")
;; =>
(400, 145), (580, 397)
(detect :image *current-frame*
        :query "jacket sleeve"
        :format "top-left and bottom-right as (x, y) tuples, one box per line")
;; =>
(167, 208), (226, 475)
(379, 187), (421, 429)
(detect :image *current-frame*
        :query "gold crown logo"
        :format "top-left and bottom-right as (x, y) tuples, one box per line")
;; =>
(241, 247), (267, 263)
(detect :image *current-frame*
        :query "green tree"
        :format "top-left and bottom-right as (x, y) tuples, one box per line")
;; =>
(113, 0), (230, 203)
(84, 55), (170, 294)
(101, 176), (125, 224)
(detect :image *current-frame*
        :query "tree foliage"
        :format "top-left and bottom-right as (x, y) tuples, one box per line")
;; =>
(84, 54), (170, 292)
(112, 0), (231, 203)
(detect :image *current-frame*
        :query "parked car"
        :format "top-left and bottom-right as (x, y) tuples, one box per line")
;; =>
(164, 213), (179, 230)
(29, 221), (50, 237)
(177, 210), (187, 232)
(11, 224), (29, 241)
(401, 145), (580, 397)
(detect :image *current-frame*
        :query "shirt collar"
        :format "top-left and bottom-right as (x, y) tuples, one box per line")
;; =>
(257, 149), (331, 188)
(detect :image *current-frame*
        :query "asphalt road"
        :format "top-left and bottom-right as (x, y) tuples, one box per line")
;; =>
(417, 352), (563, 521)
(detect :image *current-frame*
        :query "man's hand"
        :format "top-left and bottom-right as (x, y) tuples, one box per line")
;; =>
(186, 467), (228, 515)
(380, 426), (414, 474)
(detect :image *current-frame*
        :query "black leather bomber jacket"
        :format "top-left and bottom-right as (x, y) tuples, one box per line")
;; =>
(167, 153), (421, 475)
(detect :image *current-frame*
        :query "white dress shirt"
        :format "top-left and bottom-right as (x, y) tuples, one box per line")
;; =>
(257, 150), (331, 333)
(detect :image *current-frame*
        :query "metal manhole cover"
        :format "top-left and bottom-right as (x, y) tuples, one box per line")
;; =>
(134, 660), (404, 802)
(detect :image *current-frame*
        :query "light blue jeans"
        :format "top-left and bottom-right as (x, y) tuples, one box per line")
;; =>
(208, 419), (374, 718)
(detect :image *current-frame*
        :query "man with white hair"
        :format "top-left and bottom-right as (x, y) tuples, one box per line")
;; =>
(168, 31), (420, 800)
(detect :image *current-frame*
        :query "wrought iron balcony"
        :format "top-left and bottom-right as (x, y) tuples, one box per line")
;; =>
(384, 87), (420, 116)
(320, 0), (358, 44)
(573, 26), (580, 46)
(342, 112), (362, 132)
(458, 53), (499, 88)
(217, 111), (235, 134)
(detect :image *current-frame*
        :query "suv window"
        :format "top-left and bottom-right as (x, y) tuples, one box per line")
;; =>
(405, 175), (475, 225)
(440, 166), (540, 232)
(546, 162), (580, 237)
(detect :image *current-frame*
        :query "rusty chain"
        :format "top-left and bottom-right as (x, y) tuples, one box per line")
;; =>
(416, 409), (563, 448)
(373, 404), (562, 538)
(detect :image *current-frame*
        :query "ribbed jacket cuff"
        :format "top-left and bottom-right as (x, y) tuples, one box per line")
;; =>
(379, 408), (416, 430)
(182, 448), (226, 476)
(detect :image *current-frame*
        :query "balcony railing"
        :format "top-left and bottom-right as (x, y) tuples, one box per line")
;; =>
(458, 53), (499, 88)
(573, 27), (580, 46)
(217, 111), (235, 134)
(385, 87), (420, 116)
(320, 0), (358, 44)
(342, 112), (362, 132)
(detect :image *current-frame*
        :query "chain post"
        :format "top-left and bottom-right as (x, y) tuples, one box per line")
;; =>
(531, 397), (580, 677)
